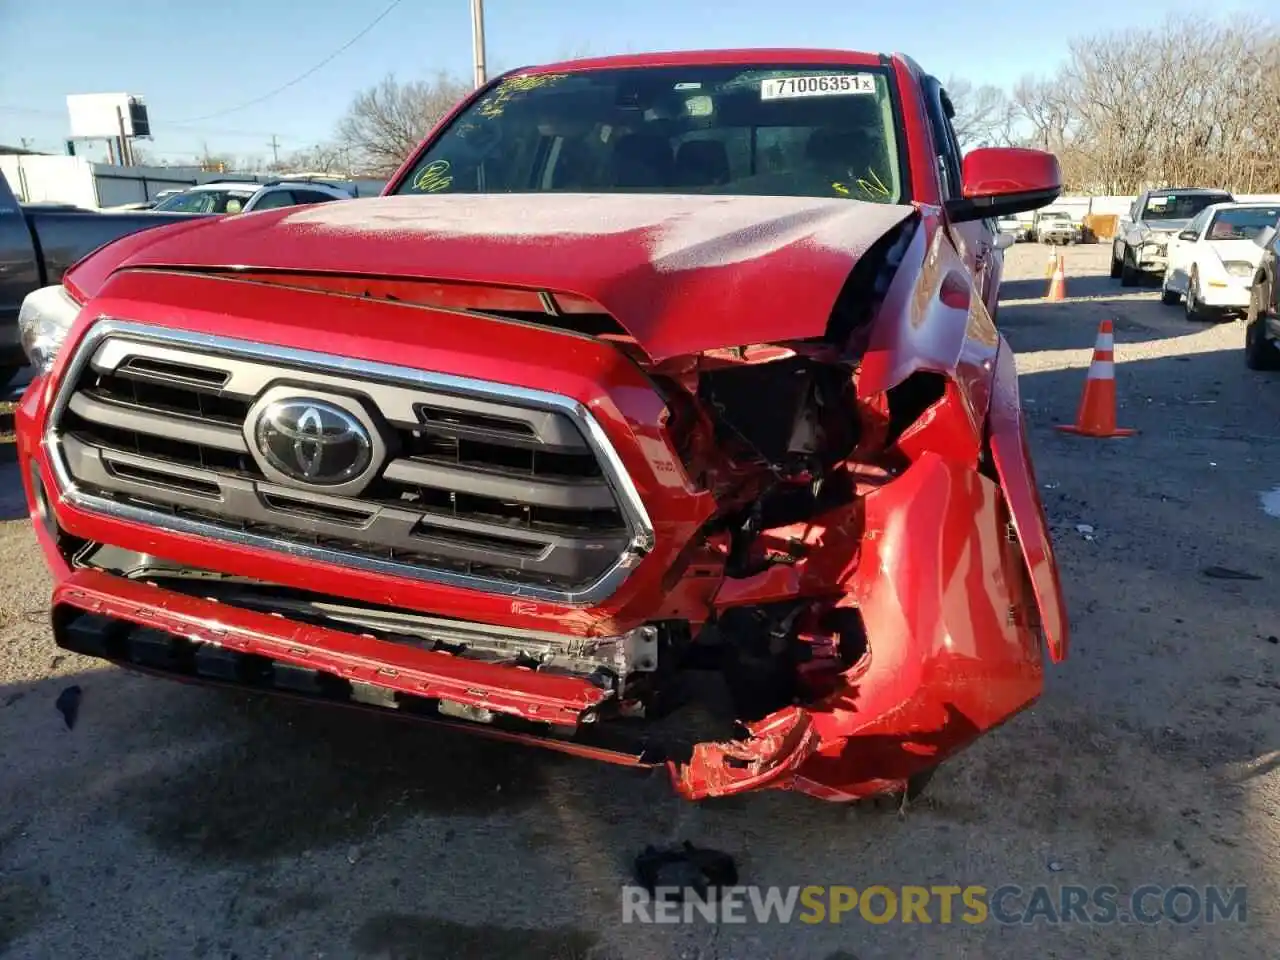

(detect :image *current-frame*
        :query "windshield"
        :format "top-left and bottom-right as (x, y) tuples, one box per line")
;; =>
(1040, 212), (1071, 222)
(395, 65), (905, 203)
(1206, 206), (1280, 240)
(1142, 192), (1232, 222)
(153, 189), (256, 213)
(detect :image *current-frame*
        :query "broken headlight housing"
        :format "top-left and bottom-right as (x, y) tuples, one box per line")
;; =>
(18, 284), (81, 375)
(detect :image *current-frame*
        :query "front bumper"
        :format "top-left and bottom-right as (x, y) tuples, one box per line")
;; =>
(1198, 277), (1253, 308)
(17, 277), (1053, 801)
(1134, 239), (1170, 272)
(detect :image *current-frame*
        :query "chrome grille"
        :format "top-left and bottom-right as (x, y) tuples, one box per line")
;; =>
(47, 321), (654, 604)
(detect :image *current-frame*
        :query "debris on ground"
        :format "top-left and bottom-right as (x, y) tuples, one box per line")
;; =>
(1076, 523), (1095, 541)
(633, 842), (739, 902)
(1200, 566), (1262, 581)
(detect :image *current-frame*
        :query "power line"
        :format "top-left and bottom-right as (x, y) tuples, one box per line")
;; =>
(171, 0), (404, 123)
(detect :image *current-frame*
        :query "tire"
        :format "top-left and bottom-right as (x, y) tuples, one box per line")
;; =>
(1160, 279), (1180, 306)
(1184, 269), (1207, 321)
(1120, 249), (1139, 287)
(1109, 248), (1123, 279)
(1245, 282), (1280, 370)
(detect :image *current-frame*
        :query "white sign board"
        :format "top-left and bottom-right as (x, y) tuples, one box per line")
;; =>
(67, 93), (136, 139)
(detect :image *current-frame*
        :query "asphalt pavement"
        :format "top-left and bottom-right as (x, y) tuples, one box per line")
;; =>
(0, 241), (1277, 959)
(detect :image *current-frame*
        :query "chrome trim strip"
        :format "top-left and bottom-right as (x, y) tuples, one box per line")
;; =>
(45, 319), (657, 606)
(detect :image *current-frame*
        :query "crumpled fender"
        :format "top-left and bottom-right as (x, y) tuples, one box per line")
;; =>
(672, 451), (1048, 802)
(987, 339), (1069, 662)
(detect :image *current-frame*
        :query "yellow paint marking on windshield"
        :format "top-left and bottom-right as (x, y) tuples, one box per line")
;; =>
(833, 168), (892, 201)
(477, 72), (569, 119)
(854, 167), (892, 200)
(414, 159), (453, 193)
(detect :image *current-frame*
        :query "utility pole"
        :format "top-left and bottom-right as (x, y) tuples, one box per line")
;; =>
(470, 0), (487, 89)
(268, 135), (280, 166)
(115, 105), (134, 166)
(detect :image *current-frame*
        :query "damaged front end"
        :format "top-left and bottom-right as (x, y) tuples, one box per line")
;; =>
(21, 200), (1066, 803)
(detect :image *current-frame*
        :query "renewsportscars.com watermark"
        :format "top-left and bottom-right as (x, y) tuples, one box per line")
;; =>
(621, 884), (1248, 926)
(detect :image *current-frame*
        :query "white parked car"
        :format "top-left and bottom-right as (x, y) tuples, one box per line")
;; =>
(995, 215), (1023, 240)
(150, 178), (354, 215)
(1160, 201), (1280, 320)
(1034, 211), (1084, 244)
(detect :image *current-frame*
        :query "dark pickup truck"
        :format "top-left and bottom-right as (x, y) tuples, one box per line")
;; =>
(0, 170), (208, 388)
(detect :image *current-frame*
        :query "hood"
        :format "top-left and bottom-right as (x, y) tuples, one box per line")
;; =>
(1142, 219), (1190, 234)
(107, 193), (916, 361)
(1206, 238), (1268, 268)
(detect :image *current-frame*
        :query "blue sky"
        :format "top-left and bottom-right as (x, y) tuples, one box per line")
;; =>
(0, 0), (1270, 164)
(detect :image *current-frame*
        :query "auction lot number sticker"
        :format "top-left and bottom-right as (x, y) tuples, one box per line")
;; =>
(760, 74), (877, 100)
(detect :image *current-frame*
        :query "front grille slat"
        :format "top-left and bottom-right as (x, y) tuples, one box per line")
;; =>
(381, 457), (615, 511)
(50, 325), (652, 601)
(68, 391), (249, 452)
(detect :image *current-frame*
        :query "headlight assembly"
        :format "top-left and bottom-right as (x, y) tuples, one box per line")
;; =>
(18, 285), (82, 376)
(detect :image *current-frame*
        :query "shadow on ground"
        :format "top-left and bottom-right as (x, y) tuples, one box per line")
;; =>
(998, 268), (1137, 303)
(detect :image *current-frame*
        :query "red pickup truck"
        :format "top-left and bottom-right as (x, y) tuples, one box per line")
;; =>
(15, 49), (1068, 803)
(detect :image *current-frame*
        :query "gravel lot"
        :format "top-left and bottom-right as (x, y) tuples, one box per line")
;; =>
(1, 241), (1277, 959)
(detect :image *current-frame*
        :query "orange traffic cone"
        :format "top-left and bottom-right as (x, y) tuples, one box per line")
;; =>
(1054, 319), (1137, 438)
(1045, 255), (1067, 301)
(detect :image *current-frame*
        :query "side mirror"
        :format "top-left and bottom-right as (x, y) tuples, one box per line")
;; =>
(1177, 229), (1199, 242)
(994, 232), (1015, 250)
(946, 147), (1062, 224)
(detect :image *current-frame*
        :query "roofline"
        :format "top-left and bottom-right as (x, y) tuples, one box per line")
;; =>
(1146, 187), (1235, 195)
(522, 48), (894, 74)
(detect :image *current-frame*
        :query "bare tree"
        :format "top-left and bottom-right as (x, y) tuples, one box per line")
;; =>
(336, 72), (470, 176)
(1008, 15), (1280, 193)
(944, 77), (1014, 150)
(275, 143), (353, 176)
(197, 148), (236, 173)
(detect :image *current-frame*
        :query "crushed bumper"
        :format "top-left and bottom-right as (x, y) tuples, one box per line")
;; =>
(1135, 248), (1168, 272)
(54, 570), (613, 726)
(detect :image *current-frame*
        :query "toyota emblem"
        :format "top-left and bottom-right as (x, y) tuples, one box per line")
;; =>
(253, 398), (373, 485)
